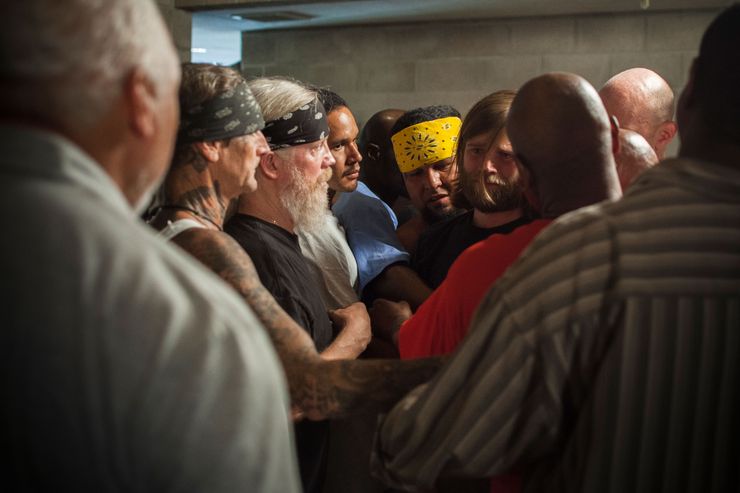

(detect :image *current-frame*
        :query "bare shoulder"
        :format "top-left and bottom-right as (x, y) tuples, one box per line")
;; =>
(170, 229), (259, 288)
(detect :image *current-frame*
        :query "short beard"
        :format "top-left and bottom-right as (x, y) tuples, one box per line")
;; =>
(282, 166), (331, 232)
(459, 165), (523, 213)
(422, 203), (461, 224)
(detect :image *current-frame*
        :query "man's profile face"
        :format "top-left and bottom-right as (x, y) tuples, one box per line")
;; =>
(218, 130), (270, 195)
(402, 156), (457, 221)
(287, 138), (335, 186)
(277, 139), (334, 231)
(460, 127), (523, 213)
(327, 106), (362, 193)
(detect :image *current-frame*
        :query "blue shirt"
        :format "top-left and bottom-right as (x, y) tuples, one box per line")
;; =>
(332, 181), (410, 292)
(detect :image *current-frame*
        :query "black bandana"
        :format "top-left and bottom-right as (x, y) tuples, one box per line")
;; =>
(178, 81), (265, 144)
(262, 97), (329, 150)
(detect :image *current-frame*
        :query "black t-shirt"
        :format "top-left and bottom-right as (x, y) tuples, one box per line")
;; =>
(225, 213), (331, 493)
(413, 210), (530, 289)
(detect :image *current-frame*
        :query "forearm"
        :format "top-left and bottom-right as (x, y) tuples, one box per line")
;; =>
(366, 264), (432, 311)
(320, 328), (369, 360)
(295, 356), (445, 420)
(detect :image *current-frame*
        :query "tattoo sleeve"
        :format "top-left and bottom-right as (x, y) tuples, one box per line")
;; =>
(172, 229), (445, 420)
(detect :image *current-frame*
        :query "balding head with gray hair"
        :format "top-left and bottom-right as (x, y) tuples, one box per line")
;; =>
(0, 0), (179, 134)
(599, 68), (677, 159)
(508, 72), (621, 217)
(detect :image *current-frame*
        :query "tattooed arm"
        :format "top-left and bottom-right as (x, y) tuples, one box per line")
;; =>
(171, 229), (445, 420)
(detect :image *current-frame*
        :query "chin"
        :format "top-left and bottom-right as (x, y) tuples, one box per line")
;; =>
(343, 180), (359, 193)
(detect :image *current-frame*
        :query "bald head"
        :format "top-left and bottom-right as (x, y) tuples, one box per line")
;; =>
(358, 109), (406, 203)
(508, 72), (621, 216)
(600, 68), (677, 159)
(615, 129), (659, 191)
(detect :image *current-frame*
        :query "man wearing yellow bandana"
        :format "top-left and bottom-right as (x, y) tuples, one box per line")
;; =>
(392, 101), (530, 289)
(391, 106), (463, 256)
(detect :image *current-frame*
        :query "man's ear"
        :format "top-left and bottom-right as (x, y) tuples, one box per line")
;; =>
(123, 68), (157, 139)
(258, 151), (280, 180)
(610, 115), (621, 157)
(193, 141), (221, 163)
(656, 121), (678, 147)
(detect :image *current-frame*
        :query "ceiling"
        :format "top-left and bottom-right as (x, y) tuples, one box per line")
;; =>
(183, 0), (727, 65)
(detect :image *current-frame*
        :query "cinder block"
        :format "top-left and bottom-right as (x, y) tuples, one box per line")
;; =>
(298, 63), (360, 93)
(379, 21), (511, 60)
(358, 62), (415, 92)
(157, 5), (191, 53)
(240, 65), (265, 80)
(278, 29), (352, 63)
(576, 14), (645, 53)
(646, 11), (719, 51)
(177, 48), (191, 64)
(416, 58), (490, 92)
(263, 63), (308, 81)
(169, 8), (192, 52)
(509, 17), (576, 54)
(608, 52), (685, 88)
(434, 21), (511, 58)
(542, 53), (611, 87)
(484, 55), (542, 91)
(242, 32), (277, 65)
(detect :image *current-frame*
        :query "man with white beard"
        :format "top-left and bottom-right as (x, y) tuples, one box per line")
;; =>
(224, 76), (371, 493)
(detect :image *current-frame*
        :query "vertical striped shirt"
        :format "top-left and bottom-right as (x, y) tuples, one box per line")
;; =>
(373, 157), (740, 492)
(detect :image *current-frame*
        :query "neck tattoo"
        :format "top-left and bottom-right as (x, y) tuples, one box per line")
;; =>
(155, 204), (223, 231)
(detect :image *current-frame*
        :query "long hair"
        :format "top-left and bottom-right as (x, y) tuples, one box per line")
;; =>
(452, 90), (516, 209)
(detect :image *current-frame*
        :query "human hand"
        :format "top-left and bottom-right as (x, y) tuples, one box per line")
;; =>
(369, 298), (412, 345)
(324, 302), (372, 359)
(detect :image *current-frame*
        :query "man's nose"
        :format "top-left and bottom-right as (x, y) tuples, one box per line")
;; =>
(424, 167), (441, 189)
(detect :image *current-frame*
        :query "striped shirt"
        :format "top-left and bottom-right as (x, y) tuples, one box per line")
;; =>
(372, 157), (740, 493)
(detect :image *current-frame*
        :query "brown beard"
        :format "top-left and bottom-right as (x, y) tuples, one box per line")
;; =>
(459, 165), (523, 213)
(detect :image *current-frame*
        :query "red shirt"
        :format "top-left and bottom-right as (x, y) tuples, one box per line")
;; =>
(398, 219), (551, 493)
(399, 219), (552, 359)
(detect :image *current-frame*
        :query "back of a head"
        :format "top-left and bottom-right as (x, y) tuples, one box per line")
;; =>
(358, 109), (405, 157)
(247, 76), (316, 123)
(615, 129), (659, 191)
(0, 0), (179, 134)
(508, 72), (614, 191)
(358, 109), (406, 199)
(600, 68), (675, 132)
(690, 4), (740, 144)
(391, 105), (461, 138)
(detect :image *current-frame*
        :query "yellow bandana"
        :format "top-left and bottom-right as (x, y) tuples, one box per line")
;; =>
(391, 116), (462, 173)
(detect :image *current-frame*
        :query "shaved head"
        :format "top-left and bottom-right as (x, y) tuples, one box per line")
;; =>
(600, 68), (676, 159)
(358, 108), (407, 204)
(615, 129), (659, 191)
(508, 72), (621, 216)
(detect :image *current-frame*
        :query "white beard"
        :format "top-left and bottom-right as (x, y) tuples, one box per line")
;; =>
(282, 166), (331, 232)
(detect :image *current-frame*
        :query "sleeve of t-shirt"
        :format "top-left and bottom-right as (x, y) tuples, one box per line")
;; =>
(334, 195), (410, 292)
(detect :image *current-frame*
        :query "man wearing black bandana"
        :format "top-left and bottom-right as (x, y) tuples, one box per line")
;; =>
(225, 76), (373, 493)
(150, 65), (444, 493)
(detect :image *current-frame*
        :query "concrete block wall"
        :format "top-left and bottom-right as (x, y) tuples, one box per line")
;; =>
(157, 0), (192, 62)
(243, 9), (719, 155)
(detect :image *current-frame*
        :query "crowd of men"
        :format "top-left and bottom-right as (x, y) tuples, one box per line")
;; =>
(2, 1), (739, 492)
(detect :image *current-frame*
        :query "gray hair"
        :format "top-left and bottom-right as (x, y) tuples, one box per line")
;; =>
(0, 0), (179, 131)
(247, 77), (316, 122)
